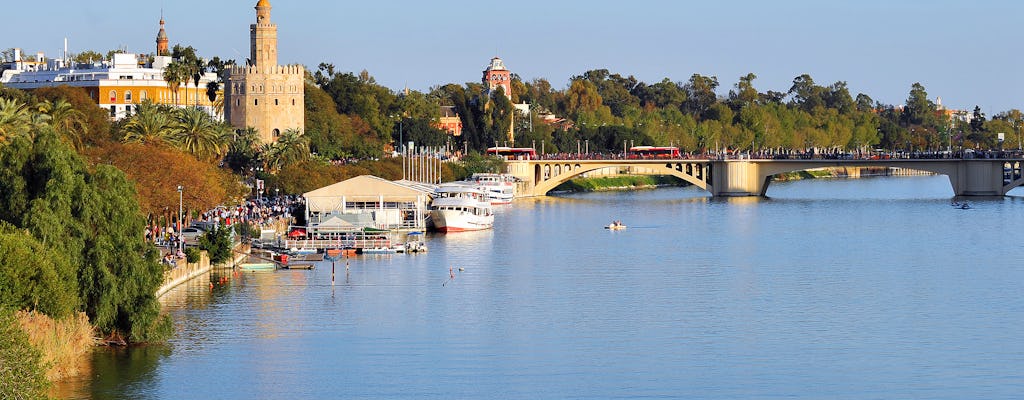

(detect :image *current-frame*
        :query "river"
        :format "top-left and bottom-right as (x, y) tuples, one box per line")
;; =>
(57, 175), (1024, 399)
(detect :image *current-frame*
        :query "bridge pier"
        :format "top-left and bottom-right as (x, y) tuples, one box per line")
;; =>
(709, 161), (768, 197)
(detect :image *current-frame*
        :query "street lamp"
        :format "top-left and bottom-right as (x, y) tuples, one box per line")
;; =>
(176, 185), (183, 255)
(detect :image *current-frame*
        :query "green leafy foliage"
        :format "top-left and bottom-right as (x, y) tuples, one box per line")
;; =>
(0, 308), (50, 399)
(199, 227), (232, 264)
(184, 248), (201, 264)
(0, 224), (78, 318)
(0, 128), (170, 342)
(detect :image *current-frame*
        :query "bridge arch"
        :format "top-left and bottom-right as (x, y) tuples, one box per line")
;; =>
(530, 160), (712, 196)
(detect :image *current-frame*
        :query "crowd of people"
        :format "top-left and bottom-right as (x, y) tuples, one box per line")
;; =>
(148, 195), (305, 266)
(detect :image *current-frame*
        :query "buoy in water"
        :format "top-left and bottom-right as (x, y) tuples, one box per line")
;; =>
(458, 267), (465, 272)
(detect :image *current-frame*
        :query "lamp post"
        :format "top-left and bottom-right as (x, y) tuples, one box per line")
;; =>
(176, 185), (183, 255)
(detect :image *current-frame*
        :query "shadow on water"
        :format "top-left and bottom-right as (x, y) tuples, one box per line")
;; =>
(53, 345), (170, 400)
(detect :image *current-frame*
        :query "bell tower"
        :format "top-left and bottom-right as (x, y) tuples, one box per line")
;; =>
(250, 0), (277, 68)
(155, 15), (169, 56)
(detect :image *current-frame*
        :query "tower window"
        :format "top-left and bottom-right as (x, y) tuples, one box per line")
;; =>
(255, 99), (259, 106)
(236, 99), (240, 107)
(273, 129), (280, 138)
(292, 99), (295, 106)
(275, 99), (279, 106)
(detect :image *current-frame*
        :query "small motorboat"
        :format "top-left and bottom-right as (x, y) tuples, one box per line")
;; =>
(605, 221), (627, 230)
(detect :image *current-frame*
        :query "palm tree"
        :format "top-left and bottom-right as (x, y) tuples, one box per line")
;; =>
(0, 97), (34, 144)
(38, 99), (88, 149)
(225, 127), (261, 173)
(273, 128), (310, 168)
(163, 62), (186, 107)
(121, 100), (175, 146)
(172, 107), (225, 160)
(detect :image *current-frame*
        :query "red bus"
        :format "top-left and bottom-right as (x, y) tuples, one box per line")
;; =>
(627, 146), (680, 159)
(486, 147), (537, 160)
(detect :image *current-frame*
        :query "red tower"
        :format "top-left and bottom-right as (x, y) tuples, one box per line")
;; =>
(482, 57), (511, 99)
(155, 16), (169, 56)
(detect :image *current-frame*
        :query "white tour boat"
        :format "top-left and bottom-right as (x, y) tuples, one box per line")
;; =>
(428, 185), (495, 232)
(467, 173), (516, 205)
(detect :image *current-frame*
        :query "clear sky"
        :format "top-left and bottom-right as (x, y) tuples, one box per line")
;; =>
(6, 0), (1022, 113)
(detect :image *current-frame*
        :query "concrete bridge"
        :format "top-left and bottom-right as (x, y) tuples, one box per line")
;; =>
(505, 158), (1024, 197)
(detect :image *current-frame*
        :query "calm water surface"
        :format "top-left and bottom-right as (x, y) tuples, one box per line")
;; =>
(60, 176), (1024, 399)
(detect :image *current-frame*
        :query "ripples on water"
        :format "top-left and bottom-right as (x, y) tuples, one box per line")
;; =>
(63, 176), (1024, 399)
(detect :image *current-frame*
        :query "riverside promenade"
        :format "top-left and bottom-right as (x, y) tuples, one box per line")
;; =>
(156, 243), (250, 298)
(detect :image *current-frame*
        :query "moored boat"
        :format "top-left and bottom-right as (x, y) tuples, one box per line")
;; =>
(429, 185), (495, 232)
(467, 173), (516, 204)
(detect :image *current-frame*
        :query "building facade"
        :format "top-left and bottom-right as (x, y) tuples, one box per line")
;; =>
(0, 18), (220, 120)
(224, 0), (305, 145)
(435, 106), (463, 137)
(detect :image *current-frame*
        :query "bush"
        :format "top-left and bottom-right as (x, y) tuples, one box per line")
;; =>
(199, 227), (233, 264)
(184, 248), (201, 264)
(0, 308), (50, 399)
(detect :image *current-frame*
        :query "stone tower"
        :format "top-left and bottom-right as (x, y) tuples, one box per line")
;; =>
(225, 0), (305, 145)
(155, 15), (169, 56)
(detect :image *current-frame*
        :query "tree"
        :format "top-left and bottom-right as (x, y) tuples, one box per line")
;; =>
(263, 128), (309, 172)
(0, 223), (79, 317)
(33, 85), (113, 146)
(172, 107), (226, 160)
(728, 73), (759, 109)
(121, 100), (175, 146)
(565, 79), (603, 119)
(163, 62), (186, 106)
(84, 141), (240, 216)
(73, 50), (105, 64)
(682, 74), (719, 118)
(224, 127), (261, 173)
(37, 98), (89, 150)
(902, 82), (935, 127)
(788, 74), (825, 112)
(0, 97), (33, 143)
(0, 129), (171, 342)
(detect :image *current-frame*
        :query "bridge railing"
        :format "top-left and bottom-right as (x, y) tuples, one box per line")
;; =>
(526, 150), (1024, 161)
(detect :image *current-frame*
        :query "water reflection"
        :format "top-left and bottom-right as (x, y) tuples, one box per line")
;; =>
(65, 175), (1024, 399)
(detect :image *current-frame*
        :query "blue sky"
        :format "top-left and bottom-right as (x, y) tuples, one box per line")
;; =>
(7, 0), (1022, 113)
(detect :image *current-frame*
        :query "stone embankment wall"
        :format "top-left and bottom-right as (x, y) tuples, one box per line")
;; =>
(156, 244), (249, 298)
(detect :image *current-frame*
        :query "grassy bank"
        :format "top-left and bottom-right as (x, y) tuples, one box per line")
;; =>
(773, 168), (836, 181)
(554, 175), (687, 192)
(17, 311), (96, 382)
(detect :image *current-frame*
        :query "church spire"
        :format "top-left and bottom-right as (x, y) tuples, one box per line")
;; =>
(156, 12), (169, 56)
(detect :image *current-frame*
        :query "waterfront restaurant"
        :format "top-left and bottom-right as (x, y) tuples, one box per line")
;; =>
(303, 175), (432, 231)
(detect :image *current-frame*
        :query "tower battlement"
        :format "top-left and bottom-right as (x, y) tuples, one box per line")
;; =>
(225, 0), (305, 145)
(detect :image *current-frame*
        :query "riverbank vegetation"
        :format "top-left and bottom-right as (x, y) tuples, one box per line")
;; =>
(555, 175), (686, 192)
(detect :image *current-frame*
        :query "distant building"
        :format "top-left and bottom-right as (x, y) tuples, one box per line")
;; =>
(483, 57), (512, 100)
(435, 106), (463, 137)
(935, 96), (973, 123)
(224, 0), (305, 145)
(0, 17), (219, 120)
(483, 56), (515, 143)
